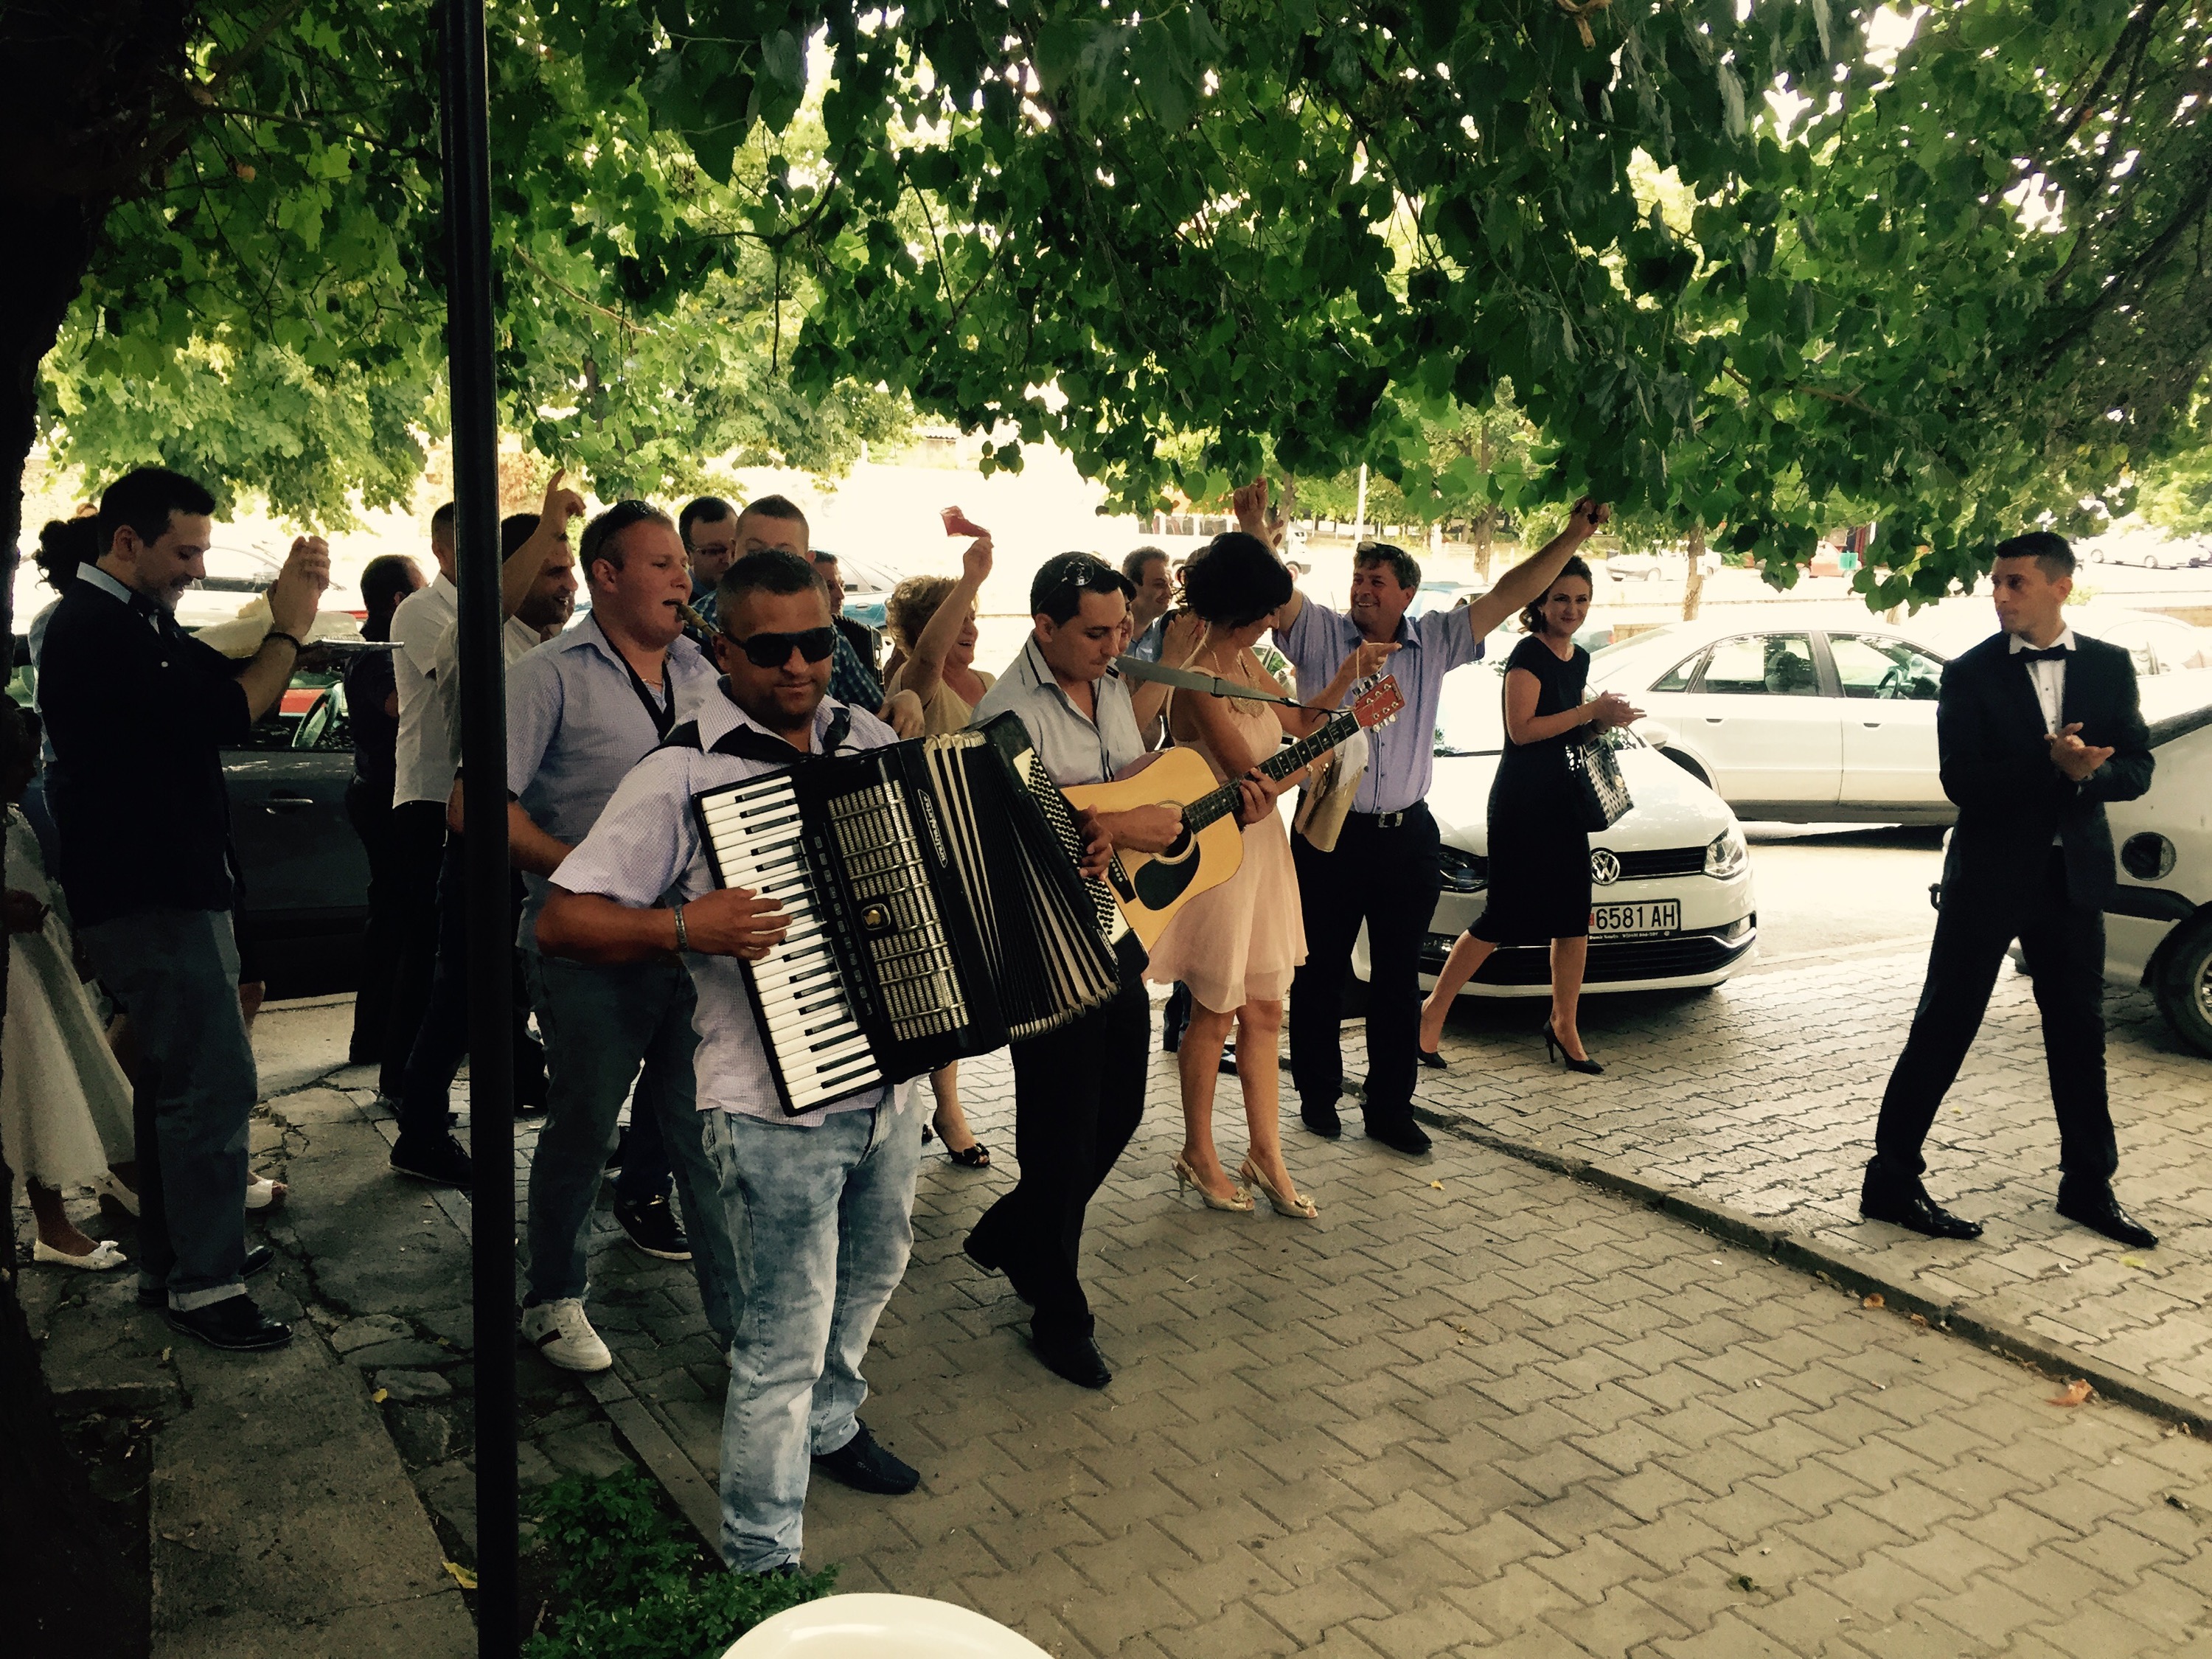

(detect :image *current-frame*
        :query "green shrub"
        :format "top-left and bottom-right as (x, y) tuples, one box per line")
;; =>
(523, 1471), (836, 1659)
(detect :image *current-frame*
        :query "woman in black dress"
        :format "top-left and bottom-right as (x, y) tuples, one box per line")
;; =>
(1415, 557), (1641, 1073)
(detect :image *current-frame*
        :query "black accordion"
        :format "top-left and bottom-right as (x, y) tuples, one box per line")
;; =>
(692, 713), (1123, 1116)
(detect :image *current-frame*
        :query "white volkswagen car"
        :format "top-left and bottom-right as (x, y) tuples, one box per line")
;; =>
(1353, 664), (1759, 998)
(2098, 670), (2212, 1056)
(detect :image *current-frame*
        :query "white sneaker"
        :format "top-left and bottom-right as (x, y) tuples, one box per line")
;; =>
(520, 1298), (613, 1372)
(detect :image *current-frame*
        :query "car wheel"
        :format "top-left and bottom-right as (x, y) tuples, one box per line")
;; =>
(2154, 915), (2212, 1058)
(1661, 750), (1713, 788)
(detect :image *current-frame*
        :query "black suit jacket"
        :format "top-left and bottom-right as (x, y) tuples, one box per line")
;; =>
(1936, 631), (2152, 911)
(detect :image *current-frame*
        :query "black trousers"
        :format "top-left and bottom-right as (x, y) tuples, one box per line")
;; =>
(380, 799), (451, 1099)
(344, 779), (406, 1065)
(1874, 846), (2118, 1183)
(1289, 806), (1444, 1123)
(968, 934), (1150, 1344)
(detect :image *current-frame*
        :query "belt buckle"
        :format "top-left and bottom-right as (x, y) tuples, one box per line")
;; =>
(1375, 809), (1408, 830)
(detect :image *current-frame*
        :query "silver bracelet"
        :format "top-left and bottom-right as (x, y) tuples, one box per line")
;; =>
(672, 903), (689, 953)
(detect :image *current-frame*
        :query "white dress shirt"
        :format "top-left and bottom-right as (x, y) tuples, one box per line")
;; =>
(389, 574), (458, 806)
(2010, 625), (2076, 736)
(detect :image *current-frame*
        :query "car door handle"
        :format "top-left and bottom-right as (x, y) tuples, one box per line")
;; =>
(1861, 720), (1883, 728)
(263, 793), (318, 813)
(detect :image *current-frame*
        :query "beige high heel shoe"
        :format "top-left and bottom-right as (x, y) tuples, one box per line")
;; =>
(1240, 1157), (1318, 1219)
(1173, 1155), (1253, 1212)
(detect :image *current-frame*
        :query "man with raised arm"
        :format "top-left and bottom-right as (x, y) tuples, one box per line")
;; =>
(1262, 482), (1610, 1155)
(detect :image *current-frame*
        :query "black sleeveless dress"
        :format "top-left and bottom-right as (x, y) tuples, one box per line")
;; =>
(1468, 636), (1592, 945)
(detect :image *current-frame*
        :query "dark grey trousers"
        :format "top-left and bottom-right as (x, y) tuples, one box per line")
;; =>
(80, 908), (257, 1310)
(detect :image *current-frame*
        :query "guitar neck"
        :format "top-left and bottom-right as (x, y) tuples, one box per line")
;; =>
(1183, 712), (1354, 833)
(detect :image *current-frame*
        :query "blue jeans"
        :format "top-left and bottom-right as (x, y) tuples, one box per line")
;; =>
(78, 909), (257, 1310)
(524, 955), (734, 1343)
(703, 1102), (920, 1571)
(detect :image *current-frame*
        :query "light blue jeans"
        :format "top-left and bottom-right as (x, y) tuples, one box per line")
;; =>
(703, 1102), (920, 1572)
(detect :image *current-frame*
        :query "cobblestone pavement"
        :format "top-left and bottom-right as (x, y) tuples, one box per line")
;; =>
(1415, 948), (2212, 1414)
(571, 1029), (2212, 1658)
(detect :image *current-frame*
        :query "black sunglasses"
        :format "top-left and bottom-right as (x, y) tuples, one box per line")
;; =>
(722, 626), (837, 669)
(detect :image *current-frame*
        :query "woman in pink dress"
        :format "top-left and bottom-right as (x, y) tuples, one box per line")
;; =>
(1147, 534), (1397, 1218)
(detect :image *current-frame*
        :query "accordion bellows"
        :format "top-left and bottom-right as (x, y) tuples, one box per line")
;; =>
(694, 713), (1122, 1116)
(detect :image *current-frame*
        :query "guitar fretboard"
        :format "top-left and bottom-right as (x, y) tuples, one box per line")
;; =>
(1182, 711), (1355, 834)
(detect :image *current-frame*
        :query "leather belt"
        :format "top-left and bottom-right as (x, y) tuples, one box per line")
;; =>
(1352, 805), (1423, 830)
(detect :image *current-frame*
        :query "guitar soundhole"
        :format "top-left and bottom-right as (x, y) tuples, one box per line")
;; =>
(1161, 828), (1193, 860)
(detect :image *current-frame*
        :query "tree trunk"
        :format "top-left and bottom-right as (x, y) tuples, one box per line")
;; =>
(1472, 420), (1496, 582)
(1682, 521), (1708, 621)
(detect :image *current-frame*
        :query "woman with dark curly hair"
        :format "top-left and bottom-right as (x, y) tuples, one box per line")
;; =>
(1416, 557), (1641, 1074)
(1148, 533), (1395, 1219)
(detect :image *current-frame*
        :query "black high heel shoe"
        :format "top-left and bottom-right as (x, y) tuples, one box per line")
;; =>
(1543, 1023), (1604, 1076)
(1416, 1046), (1447, 1070)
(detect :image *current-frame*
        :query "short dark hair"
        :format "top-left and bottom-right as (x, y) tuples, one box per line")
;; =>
(36, 517), (100, 588)
(1354, 540), (1422, 591)
(1520, 555), (1596, 635)
(1029, 552), (1133, 625)
(95, 467), (215, 557)
(499, 513), (540, 560)
(716, 549), (827, 625)
(1993, 531), (2075, 581)
(810, 549), (839, 568)
(359, 554), (421, 641)
(679, 495), (735, 550)
(431, 501), (456, 536)
(1181, 533), (1293, 629)
(1121, 546), (1169, 584)
(578, 501), (672, 577)
(737, 494), (809, 538)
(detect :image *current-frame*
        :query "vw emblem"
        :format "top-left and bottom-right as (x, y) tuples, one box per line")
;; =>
(1590, 849), (1621, 886)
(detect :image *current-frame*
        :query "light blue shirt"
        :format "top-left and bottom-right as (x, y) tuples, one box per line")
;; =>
(551, 688), (907, 1125)
(1127, 615), (1168, 663)
(1276, 598), (1485, 814)
(507, 619), (717, 947)
(971, 636), (1145, 788)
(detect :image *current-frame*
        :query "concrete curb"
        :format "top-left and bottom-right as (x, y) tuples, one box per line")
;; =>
(1416, 1105), (2212, 1440)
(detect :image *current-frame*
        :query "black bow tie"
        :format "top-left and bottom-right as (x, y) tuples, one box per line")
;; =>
(2017, 647), (2070, 664)
(707, 706), (853, 765)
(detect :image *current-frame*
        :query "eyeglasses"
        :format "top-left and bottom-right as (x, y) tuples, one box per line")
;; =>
(722, 626), (837, 669)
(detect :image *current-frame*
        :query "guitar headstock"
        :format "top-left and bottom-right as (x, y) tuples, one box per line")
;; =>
(1349, 672), (1405, 730)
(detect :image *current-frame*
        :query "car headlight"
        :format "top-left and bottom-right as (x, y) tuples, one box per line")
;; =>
(1704, 824), (1748, 880)
(1439, 847), (1490, 892)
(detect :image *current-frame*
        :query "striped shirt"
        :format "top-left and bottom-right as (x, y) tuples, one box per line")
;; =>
(1276, 598), (1485, 813)
(550, 688), (910, 1125)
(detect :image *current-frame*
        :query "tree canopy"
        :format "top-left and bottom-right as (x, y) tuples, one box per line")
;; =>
(8, 1), (2211, 601)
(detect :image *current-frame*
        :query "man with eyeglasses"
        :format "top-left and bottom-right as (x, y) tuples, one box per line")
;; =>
(1255, 481), (1610, 1155)
(964, 552), (1273, 1389)
(537, 547), (926, 1576)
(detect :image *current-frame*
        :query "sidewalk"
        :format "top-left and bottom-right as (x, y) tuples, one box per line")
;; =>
(1416, 947), (2212, 1416)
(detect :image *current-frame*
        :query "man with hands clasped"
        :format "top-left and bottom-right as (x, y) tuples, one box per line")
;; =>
(1862, 532), (2157, 1248)
(40, 466), (330, 1352)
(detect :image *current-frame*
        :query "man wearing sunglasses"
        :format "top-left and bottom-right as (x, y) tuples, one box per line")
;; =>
(1253, 480), (1611, 1156)
(964, 552), (1274, 1390)
(536, 546), (924, 1576)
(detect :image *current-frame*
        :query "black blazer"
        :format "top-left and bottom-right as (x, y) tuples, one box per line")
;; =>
(1936, 631), (2153, 911)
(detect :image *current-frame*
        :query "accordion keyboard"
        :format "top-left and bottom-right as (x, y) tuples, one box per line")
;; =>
(695, 773), (887, 1112)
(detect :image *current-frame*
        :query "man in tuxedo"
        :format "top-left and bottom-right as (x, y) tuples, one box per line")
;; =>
(1862, 532), (2156, 1245)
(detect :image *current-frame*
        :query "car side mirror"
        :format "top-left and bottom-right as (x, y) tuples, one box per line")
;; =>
(1638, 720), (1677, 750)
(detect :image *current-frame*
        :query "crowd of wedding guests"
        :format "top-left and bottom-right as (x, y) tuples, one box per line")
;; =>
(10, 458), (2154, 1583)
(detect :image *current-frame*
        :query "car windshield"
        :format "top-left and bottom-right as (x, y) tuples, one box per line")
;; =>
(1433, 661), (1645, 757)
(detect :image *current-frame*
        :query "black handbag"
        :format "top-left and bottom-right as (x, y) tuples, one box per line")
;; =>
(1565, 728), (1633, 831)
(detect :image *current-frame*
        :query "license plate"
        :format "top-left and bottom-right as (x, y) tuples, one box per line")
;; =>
(1590, 900), (1680, 939)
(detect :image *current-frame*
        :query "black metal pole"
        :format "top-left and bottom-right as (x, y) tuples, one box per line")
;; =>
(437, 1), (516, 1652)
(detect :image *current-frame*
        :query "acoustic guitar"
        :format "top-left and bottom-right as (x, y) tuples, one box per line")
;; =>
(1064, 672), (1406, 950)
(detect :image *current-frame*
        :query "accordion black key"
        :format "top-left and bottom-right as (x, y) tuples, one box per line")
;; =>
(692, 713), (1123, 1116)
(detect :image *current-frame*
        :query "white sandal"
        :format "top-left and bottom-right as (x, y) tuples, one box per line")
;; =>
(245, 1176), (288, 1211)
(95, 1170), (139, 1218)
(32, 1237), (129, 1271)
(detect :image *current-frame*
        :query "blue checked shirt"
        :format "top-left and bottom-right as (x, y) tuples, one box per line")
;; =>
(550, 689), (911, 1125)
(1275, 597), (1486, 814)
(507, 619), (718, 947)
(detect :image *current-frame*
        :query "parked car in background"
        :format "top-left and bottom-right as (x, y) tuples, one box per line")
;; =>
(819, 549), (905, 631)
(1585, 613), (1955, 823)
(1350, 663), (1758, 998)
(2093, 669), (2212, 1056)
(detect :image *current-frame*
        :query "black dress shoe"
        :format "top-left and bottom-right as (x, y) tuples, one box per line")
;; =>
(1859, 1166), (1983, 1239)
(812, 1420), (919, 1495)
(1300, 1097), (1343, 1139)
(961, 1232), (1035, 1304)
(2057, 1180), (2158, 1249)
(1029, 1329), (1112, 1389)
(614, 1194), (692, 1261)
(391, 1131), (473, 1189)
(167, 1295), (293, 1352)
(138, 1242), (276, 1308)
(1364, 1114), (1432, 1156)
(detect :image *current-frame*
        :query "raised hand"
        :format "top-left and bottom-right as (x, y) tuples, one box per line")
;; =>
(539, 467), (587, 534)
(1232, 477), (1272, 538)
(265, 534), (330, 636)
(961, 532), (994, 585)
(1566, 497), (1613, 538)
(681, 887), (789, 960)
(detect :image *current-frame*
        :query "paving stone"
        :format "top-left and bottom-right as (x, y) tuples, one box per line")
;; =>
(372, 1368), (453, 1403)
(328, 1313), (414, 1354)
